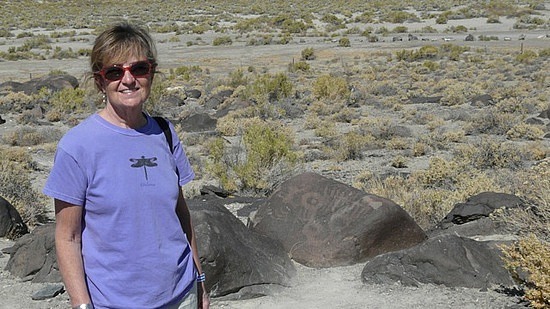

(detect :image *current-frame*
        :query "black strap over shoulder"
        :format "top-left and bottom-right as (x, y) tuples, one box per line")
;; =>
(153, 116), (174, 154)
(153, 116), (180, 177)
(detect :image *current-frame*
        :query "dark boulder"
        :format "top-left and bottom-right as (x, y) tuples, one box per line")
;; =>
(15, 74), (79, 95)
(179, 113), (217, 133)
(538, 107), (550, 120)
(214, 98), (252, 118)
(188, 197), (296, 298)
(471, 94), (494, 107)
(0, 196), (28, 239)
(439, 192), (523, 226)
(408, 96), (442, 104)
(361, 234), (515, 289)
(204, 89), (233, 110)
(250, 172), (427, 267)
(525, 117), (545, 125)
(4, 224), (60, 283)
(0, 114), (5, 125)
(185, 89), (202, 99)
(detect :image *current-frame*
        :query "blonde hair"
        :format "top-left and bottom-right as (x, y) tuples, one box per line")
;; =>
(91, 22), (157, 74)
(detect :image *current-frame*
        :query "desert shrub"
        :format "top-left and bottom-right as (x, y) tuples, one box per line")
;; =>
(436, 14), (449, 24)
(501, 235), (550, 309)
(2, 127), (43, 146)
(422, 60), (440, 71)
(414, 156), (461, 189)
(245, 72), (293, 103)
(338, 37), (351, 47)
(51, 46), (78, 59)
(301, 47), (315, 60)
(333, 131), (374, 161)
(212, 36), (232, 46)
(396, 45), (439, 61)
(354, 155), (504, 228)
(49, 87), (86, 113)
(288, 60), (310, 72)
(312, 75), (349, 100)
(454, 139), (524, 170)
(0, 91), (33, 113)
(313, 119), (337, 138)
(281, 19), (308, 33)
(0, 28), (13, 37)
(506, 123), (545, 140)
(207, 118), (298, 194)
(441, 82), (471, 106)
(392, 26), (408, 33)
(538, 48), (550, 57)
(391, 155), (408, 168)
(173, 65), (202, 81)
(516, 50), (538, 63)
(19, 34), (51, 51)
(486, 16), (501, 23)
(227, 69), (248, 88)
(0, 152), (45, 225)
(465, 107), (519, 135)
(412, 141), (430, 157)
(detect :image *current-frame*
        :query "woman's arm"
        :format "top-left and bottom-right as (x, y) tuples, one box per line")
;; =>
(175, 190), (210, 309)
(54, 199), (92, 307)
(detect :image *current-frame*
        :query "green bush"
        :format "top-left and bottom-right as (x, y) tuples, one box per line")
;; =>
(288, 60), (310, 72)
(212, 36), (233, 46)
(301, 47), (315, 60)
(50, 87), (86, 112)
(338, 37), (351, 47)
(312, 74), (349, 100)
(207, 119), (298, 194)
(246, 72), (293, 103)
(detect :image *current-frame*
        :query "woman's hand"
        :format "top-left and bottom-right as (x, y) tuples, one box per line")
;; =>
(197, 282), (210, 309)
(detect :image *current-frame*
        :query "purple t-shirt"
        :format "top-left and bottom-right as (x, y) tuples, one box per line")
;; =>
(43, 113), (196, 309)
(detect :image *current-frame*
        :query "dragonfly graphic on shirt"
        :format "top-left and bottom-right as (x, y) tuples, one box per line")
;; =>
(130, 156), (158, 181)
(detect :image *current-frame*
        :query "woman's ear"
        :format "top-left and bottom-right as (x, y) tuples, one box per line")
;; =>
(94, 75), (104, 93)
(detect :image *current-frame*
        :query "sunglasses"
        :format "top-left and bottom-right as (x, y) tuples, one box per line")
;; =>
(95, 60), (156, 82)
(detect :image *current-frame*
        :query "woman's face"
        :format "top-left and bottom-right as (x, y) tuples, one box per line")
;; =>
(100, 56), (153, 111)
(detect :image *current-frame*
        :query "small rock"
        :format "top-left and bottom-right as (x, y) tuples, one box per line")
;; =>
(31, 284), (65, 300)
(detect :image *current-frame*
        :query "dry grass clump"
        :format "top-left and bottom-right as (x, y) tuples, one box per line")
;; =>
(501, 234), (550, 309)
(353, 156), (506, 229)
(0, 147), (45, 225)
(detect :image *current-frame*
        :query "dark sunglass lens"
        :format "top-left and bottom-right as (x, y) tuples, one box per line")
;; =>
(130, 62), (150, 76)
(104, 67), (124, 81)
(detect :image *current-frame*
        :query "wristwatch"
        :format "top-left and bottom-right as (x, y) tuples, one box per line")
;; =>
(72, 304), (93, 309)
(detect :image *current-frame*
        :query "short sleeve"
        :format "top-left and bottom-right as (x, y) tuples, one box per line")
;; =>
(43, 147), (88, 206)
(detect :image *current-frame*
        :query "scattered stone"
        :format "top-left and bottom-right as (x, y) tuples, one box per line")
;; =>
(31, 284), (65, 300)
(179, 113), (217, 132)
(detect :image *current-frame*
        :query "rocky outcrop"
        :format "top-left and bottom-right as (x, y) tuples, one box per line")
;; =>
(0, 196), (28, 240)
(250, 172), (427, 267)
(0, 74), (78, 95)
(3, 224), (59, 283)
(188, 197), (296, 298)
(361, 234), (515, 289)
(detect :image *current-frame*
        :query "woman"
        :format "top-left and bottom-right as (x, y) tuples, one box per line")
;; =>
(43, 22), (210, 309)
